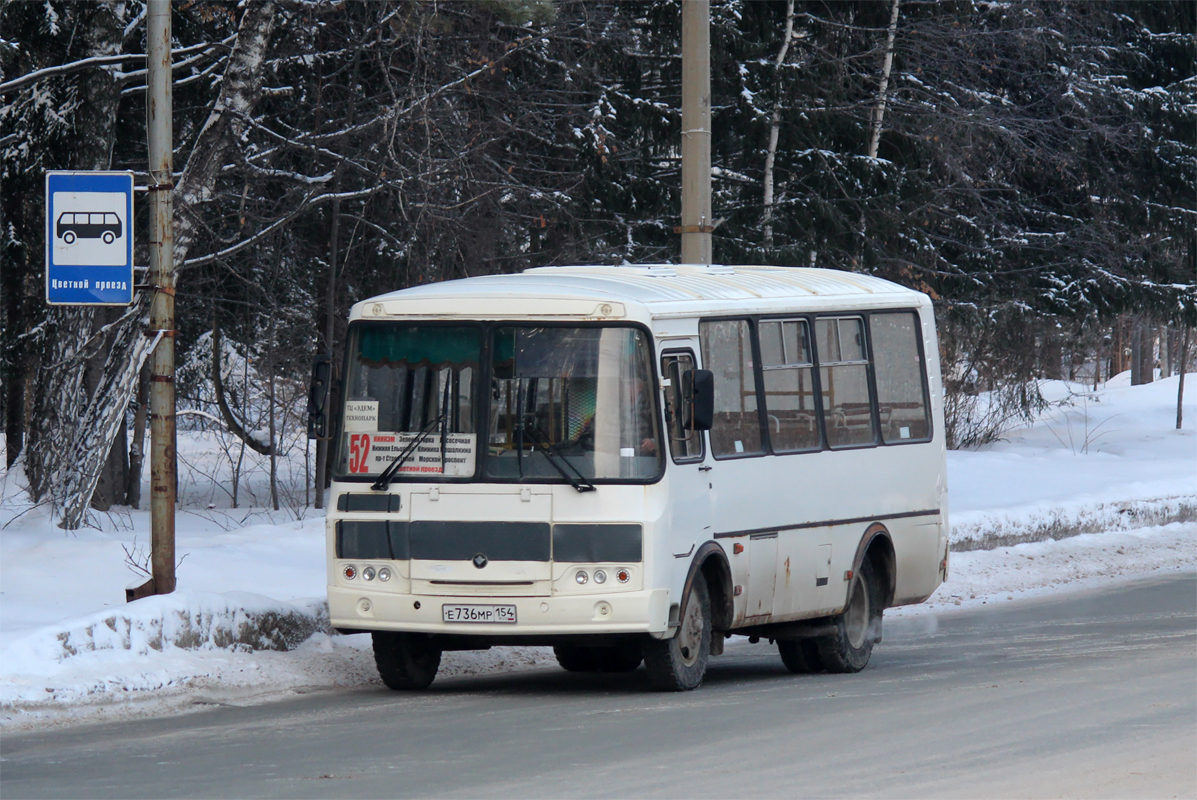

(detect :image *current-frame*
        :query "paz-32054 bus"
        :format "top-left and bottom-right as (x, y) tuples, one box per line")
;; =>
(315, 264), (948, 691)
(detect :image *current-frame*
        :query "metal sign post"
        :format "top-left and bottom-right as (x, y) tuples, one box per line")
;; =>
(45, 171), (135, 306)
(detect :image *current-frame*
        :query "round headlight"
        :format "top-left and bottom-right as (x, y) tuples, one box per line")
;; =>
(363, 566), (376, 581)
(575, 570), (589, 585)
(378, 567), (391, 582)
(593, 569), (608, 584)
(343, 565), (357, 580)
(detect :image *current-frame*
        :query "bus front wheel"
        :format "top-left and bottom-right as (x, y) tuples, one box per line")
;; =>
(372, 631), (442, 690)
(815, 558), (882, 673)
(643, 572), (711, 691)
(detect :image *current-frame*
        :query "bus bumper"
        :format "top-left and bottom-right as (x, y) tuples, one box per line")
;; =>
(328, 586), (672, 637)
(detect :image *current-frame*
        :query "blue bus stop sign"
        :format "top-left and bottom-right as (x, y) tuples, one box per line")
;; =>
(45, 171), (135, 306)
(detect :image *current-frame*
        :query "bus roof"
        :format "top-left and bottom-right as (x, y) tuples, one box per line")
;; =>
(353, 264), (929, 322)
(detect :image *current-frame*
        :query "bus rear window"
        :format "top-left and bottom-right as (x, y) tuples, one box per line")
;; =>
(870, 312), (931, 443)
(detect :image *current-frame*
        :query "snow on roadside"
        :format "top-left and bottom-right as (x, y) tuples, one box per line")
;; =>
(0, 619), (556, 734)
(950, 495), (1197, 550)
(897, 521), (1196, 616)
(947, 374), (1195, 549)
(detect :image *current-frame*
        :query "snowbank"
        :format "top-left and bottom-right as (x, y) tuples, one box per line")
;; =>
(951, 494), (1197, 550)
(2, 592), (328, 708)
(0, 572), (558, 728)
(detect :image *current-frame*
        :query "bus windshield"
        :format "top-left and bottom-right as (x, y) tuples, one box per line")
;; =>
(337, 324), (480, 478)
(336, 323), (661, 483)
(486, 326), (661, 482)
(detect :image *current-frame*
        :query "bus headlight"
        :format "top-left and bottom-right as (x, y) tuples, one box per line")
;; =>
(363, 567), (376, 581)
(378, 567), (391, 582)
(343, 565), (357, 580)
(575, 570), (589, 585)
(616, 568), (631, 584)
(593, 569), (608, 584)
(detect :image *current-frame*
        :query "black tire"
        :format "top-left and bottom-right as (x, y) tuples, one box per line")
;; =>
(63, 231), (76, 244)
(596, 645), (643, 673)
(372, 632), (442, 690)
(554, 644), (643, 673)
(815, 558), (883, 674)
(102, 231), (115, 244)
(553, 645), (599, 672)
(777, 638), (824, 673)
(643, 571), (711, 691)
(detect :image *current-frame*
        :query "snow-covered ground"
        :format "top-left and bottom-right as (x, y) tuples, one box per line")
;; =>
(1, 375), (1193, 732)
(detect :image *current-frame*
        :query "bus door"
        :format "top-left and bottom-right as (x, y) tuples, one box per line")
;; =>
(660, 348), (713, 561)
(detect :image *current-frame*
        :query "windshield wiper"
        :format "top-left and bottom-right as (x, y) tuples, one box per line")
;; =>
(521, 421), (596, 493)
(373, 376), (454, 491)
(372, 413), (444, 491)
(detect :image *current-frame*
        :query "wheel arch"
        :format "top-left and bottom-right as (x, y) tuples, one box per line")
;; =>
(682, 541), (733, 633)
(852, 523), (896, 609)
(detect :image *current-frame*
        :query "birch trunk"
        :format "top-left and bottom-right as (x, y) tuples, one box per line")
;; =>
(59, 307), (161, 528)
(867, 0), (902, 161)
(173, 0), (276, 266)
(856, 0), (901, 271)
(762, 0), (796, 252)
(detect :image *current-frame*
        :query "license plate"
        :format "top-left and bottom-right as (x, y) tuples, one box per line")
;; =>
(442, 604), (517, 624)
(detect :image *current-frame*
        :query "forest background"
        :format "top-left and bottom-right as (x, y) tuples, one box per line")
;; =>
(1, 0), (1194, 526)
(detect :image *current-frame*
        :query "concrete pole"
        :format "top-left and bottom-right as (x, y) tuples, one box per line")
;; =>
(147, 0), (176, 594)
(680, 0), (712, 265)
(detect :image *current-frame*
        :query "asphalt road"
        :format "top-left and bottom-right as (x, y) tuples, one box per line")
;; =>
(3, 573), (1194, 800)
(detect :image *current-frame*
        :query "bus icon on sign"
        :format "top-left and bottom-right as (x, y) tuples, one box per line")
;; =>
(57, 212), (122, 245)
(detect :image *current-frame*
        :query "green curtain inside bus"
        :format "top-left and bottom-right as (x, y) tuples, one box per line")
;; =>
(358, 326), (480, 366)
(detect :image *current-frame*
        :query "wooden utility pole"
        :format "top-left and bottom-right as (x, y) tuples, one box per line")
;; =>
(146, 0), (176, 595)
(680, 0), (712, 265)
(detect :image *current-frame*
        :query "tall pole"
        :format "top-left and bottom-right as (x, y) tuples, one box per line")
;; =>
(680, 0), (712, 265)
(147, 0), (176, 594)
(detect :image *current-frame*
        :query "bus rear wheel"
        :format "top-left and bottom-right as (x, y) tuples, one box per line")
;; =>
(372, 632), (442, 690)
(777, 638), (824, 673)
(815, 559), (882, 673)
(643, 571), (711, 691)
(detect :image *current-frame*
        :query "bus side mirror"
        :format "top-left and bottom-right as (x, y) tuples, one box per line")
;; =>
(307, 355), (332, 439)
(683, 369), (715, 431)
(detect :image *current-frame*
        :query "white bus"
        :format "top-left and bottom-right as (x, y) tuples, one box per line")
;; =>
(318, 264), (948, 691)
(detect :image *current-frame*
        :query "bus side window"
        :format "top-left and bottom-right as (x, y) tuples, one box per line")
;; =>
(661, 352), (704, 462)
(870, 312), (932, 443)
(699, 319), (763, 458)
(815, 317), (876, 448)
(759, 319), (820, 452)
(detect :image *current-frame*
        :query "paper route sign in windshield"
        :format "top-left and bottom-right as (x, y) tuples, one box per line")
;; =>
(346, 431), (475, 476)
